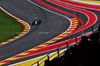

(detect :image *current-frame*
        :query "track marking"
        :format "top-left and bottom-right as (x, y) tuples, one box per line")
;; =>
(9, 49), (67, 66)
(1, 0), (97, 65)
(28, 0), (72, 46)
(0, 18), (77, 65)
(0, 17), (78, 65)
(55, 0), (100, 11)
(0, 0), (79, 65)
(6, 28), (97, 66)
(8, 0), (99, 64)
(48, 0), (97, 33)
(73, 0), (100, 5)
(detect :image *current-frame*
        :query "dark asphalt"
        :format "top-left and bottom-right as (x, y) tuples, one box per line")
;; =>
(0, 0), (70, 61)
(0, 0), (99, 65)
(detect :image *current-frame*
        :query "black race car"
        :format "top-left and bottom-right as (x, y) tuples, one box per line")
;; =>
(32, 19), (41, 26)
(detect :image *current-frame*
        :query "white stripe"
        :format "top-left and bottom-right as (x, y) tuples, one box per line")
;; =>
(27, 0), (71, 51)
(72, 0), (100, 5)
(0, 0), (71, 64)
(5, 0), (72, 65)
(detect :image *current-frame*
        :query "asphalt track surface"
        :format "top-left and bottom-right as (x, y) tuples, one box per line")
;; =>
(0, 0), (70, 61)
(0, 0), (100, 65)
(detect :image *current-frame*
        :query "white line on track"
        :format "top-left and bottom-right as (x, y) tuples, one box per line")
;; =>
(72, 0), (100, 5)
(9, 0), (99, 65)
(0, 0), (71, 64)
(6, 0), (72, 65)
(27, 0), (71, 49)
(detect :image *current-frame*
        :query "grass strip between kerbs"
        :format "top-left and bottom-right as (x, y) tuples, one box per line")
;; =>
(0, 9), (24, 43)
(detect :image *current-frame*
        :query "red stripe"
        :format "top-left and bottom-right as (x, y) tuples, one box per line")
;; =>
(1, 60), (12, 63)
(59, 0), (100, 11)
(35, 0), (84, 27)
(48, 0), (97, 35)
(5, 41), (10, 42)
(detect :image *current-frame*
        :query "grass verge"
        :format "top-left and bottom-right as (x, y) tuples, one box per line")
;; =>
(0, 9), (24, 43)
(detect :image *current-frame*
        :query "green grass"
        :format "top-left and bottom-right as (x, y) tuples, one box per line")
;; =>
(0, 9), (24, 43)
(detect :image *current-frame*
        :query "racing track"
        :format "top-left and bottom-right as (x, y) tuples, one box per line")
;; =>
(0, 0), (70, 62)
(0, 0), (99, 66)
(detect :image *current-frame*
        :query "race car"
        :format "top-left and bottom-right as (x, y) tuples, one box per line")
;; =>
(32, 19), (41, 26)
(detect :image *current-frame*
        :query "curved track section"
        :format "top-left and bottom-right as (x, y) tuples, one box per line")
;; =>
(48, 0), (97, 33)
(0, 0), (71, 65)
(0, 0), (99, 66)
